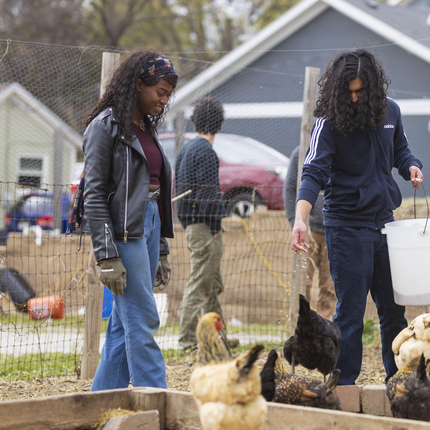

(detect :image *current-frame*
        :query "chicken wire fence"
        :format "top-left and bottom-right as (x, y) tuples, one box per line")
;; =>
(0, 40), (304, 380)
(0, 39), (429, 381)
(0, 182), (295, 381)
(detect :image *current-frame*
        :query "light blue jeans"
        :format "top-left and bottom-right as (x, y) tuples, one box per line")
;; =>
(91, 199), (167, 391)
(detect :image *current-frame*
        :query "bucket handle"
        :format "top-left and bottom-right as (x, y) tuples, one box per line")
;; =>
(413, 180), (429, 234)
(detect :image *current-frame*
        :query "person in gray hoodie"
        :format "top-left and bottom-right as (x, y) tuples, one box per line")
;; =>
(283, 146), (336, 320)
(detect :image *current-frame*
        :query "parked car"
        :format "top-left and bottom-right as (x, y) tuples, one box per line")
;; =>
(3, 190), (71, 236)
(159, 133), (290, 217)
(70, 162), (84, 195)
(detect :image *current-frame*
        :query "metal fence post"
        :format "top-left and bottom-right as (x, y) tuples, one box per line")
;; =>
(288, 66), (320, 337)
(81, 51), (120, 380)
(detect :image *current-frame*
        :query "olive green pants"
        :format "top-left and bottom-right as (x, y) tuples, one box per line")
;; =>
(178, 223), (226, 349)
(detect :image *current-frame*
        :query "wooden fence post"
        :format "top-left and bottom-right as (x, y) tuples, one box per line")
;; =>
(81, 52), (120, 380)
(288, 66), (320, 337)
(53, 128), (64, 232)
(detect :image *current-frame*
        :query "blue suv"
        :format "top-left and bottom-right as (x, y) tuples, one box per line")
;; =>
(3, 190), (71, 237)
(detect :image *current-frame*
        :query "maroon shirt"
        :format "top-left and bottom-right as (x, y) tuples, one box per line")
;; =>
(132, 123), (162, 186)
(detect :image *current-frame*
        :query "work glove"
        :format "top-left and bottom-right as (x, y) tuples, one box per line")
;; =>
(154, 254), (171, 291)
(98, 257), (127, 296)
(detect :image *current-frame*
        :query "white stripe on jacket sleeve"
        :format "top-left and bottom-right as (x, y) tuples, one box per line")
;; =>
(305, 117), (326, 165)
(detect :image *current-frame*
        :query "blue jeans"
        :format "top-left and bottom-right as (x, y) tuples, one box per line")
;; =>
(91, 199), (167, 391)
(326, 226), (407, 385)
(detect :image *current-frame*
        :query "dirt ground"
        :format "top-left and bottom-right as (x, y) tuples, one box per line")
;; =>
(1, 200), (426, 403)
(0, 343), (385, 402)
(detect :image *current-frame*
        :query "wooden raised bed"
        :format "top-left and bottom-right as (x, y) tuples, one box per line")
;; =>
(1, 387), (430, 430)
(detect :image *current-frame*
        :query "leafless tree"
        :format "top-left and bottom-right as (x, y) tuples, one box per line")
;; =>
(0, 0), (87, 45)
(87, 0), (152, 47)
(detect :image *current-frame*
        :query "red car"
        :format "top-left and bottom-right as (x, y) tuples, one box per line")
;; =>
(159, 133), (290, 218)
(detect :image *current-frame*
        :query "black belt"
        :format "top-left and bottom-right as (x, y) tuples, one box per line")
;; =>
(148, 189), (160, 201)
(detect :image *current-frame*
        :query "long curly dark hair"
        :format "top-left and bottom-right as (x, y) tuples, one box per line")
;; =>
(84, 49), (178, 139)
(314, 49), (390, 136)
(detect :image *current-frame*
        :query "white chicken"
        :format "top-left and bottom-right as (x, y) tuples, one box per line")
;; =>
(392, 313), (430, 369)
(190, 312), (267, 430)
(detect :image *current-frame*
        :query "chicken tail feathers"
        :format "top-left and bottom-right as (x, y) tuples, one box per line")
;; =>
(417, 353), (427, 382)
(325, 369), (341, 394)
(260, 349), (277, 402)
(264, 349), (278, 367)
(238, 344), (265, 378)
(296, 294), (315, 336)
(299, 294), (311, 320)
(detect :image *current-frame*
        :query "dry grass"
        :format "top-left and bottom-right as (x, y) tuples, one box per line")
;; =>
(0, 342), (386, 402)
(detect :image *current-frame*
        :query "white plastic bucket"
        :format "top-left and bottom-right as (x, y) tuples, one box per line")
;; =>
(382, 218), (430, 305)
(154, 293), (168, 327)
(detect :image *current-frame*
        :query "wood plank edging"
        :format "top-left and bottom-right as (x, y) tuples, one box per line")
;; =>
(0, 387), (430, 430)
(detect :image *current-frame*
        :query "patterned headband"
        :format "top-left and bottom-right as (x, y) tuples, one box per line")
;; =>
(140, 55), (176, 81)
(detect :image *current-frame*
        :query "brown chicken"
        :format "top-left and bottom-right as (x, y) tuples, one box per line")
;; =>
(190, 312), (267, 430)
(388, 353), (430, 420)
(386, 355), (422, 401)
(195, 312), (232, 365)
(261, 349), (342, 410)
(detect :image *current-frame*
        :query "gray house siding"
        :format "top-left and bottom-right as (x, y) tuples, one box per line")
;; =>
(220, 117), (302, 157)
(401, 116), (430, 197)
(210, 63), (305, 103)
(212, 8), (430, 97)
(185, 8), (429, 197)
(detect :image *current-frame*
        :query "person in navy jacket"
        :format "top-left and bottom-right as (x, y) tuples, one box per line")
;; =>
(175, 97), (229, 351)
(291, 49), (424, 386)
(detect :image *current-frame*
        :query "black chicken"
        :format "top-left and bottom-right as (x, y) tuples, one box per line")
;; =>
(260, 349), (342, 410)
(284, 294), (341, 380)
(386, 355), (421, 402)
(389, 353), (430, 421)
(260, 349), (277, 402)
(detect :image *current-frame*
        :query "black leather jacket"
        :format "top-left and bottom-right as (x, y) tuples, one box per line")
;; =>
(83, 107), (174, 262)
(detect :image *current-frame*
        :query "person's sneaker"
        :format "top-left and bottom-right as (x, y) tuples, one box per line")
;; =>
(227, 337), (240, 349)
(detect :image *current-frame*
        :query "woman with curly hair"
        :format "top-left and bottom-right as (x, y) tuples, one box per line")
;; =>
(83, 49), (178, 391)
(291, 49), (423, 386)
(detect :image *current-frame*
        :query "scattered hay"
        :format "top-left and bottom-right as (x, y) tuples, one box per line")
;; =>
(92, 408), (141, 430)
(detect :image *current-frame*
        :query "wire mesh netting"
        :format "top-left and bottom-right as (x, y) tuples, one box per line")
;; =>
(0, 39), (429, 381)
(0, 41), (117, 379)
(0, 183), (296, 380)
(0, 40), (302, 380)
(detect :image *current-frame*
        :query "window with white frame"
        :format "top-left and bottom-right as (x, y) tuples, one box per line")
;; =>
(18, 157), (43, 187)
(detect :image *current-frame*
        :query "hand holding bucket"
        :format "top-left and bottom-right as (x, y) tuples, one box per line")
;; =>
(410, 165), (424, 190)
(382, 180), (430, 305)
